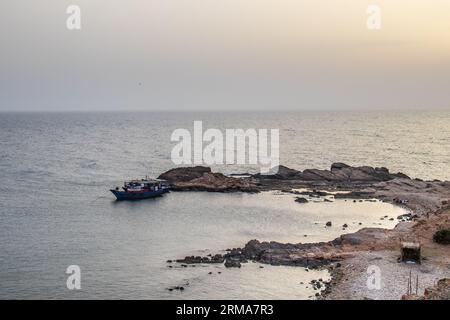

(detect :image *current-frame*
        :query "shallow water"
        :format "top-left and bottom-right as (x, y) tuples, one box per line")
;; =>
(0, 111), (444, 299)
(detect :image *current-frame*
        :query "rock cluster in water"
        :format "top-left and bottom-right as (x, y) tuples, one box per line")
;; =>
(157, 163), (412, 193)
(158, 166), (259, 192)
(254, 162), (410, 182)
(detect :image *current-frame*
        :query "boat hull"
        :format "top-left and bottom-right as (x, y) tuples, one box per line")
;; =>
(110, 188), (167, 201)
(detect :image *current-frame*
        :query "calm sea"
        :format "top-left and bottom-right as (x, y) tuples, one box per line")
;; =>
(0, 111), (448, 299)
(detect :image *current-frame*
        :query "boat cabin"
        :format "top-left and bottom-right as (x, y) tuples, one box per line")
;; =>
(123, 179), (168, 192)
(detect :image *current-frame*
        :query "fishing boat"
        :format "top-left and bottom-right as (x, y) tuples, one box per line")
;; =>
(110, 178), (169, 201)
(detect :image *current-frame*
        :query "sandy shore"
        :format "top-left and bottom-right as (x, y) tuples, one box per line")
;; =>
(322, 208), (450, 300)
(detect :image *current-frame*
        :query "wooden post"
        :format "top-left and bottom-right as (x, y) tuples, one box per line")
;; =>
(416, 274), (419, 295)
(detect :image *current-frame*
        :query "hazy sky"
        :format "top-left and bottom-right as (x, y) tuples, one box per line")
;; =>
(1, 0), (449, 111)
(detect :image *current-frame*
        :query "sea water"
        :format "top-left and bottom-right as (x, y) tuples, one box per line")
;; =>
(0, 111), (448, 299)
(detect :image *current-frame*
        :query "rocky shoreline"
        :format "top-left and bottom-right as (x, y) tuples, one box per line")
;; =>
(158, 163), (412, 192)
(159, 163), (450, 216)
(160, 163), (450, 299)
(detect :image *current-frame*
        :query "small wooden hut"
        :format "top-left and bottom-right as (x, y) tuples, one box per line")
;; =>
(401, 242), (421, 263)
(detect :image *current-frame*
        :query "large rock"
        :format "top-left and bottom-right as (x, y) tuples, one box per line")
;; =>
(331, 163), (351, 171)
(300, 169), (340, 181)
(253, 165), (300, 180)
(157, 166), (211, 183)
(295, 197), (309, 203)
(423, 278), (450, 300)
(242, 239), (271, 259)
(172, 172), (259, 192)
(158, 167), (258, 192)
(224, 258), (242, 268)
(256, 163), (410, 184)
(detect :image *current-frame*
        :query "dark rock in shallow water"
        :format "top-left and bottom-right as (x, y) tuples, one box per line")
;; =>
(241, 239), (266, 260)
(176, 256), (202, 264)
(312, 190), (329, 197)
(297, 190), (330, 197)
(211, 254), (225, 263)
(168, 285), (185, 291)
(295, 197), (308, 203)
(176, 254), (224, 264)
(224, 258), (241, 268)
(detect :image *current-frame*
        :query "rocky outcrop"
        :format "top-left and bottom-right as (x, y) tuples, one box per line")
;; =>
(157, 166), (211, 182)
(175, 254), (224, 264)
(366, 179), (450, 215)
(253, 165), (300, 180)
(157, 163), (415, 194)
(174, 239), (346, 269)
(157, 167), (258, 192)
(423, 278), (450, 300)
(172, 222), (417, 270)
(157, 164), (450, 217)
(254, 163), (410, 184)
(224, 258), (242, 268)
(171, 172), (259, 192)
